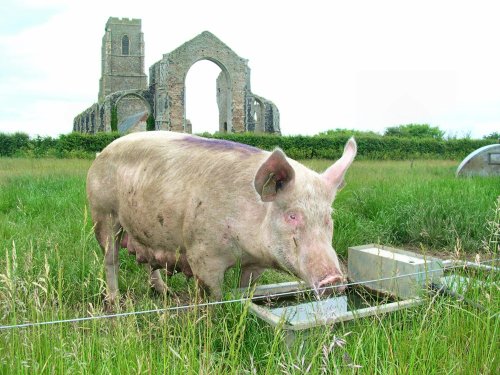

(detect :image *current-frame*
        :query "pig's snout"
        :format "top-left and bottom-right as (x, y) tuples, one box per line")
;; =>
(316, 274), (346, 294)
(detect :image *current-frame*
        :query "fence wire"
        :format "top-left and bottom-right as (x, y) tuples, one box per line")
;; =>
(0, 258), (498, 330)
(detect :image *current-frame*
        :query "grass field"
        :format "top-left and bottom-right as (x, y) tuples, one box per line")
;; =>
(0, 158), (498, 374)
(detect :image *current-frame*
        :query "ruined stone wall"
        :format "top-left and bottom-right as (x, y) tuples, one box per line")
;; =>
(218, 72), (280, 134)
(74, 89), (152, 134)
(148, 61), (164, 130)
(259, 95), (280, 134)
(73, 103), (100, 134)
(244, 94), (280, 134)
(76, 20), (280, 135)
(216, 73), (229, 132)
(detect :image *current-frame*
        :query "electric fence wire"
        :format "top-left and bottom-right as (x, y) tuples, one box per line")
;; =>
(0, 258), (498, 330)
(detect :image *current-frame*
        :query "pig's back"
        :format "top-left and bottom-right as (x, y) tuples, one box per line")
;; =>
(87, 131), (267, 248)
(93, 131), (266, 189)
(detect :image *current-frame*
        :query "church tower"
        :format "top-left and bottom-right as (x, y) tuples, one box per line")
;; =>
(98, 17), (148, 102)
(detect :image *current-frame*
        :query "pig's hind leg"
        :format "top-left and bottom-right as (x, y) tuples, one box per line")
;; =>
(149, 266), (167, 294)
(94, 214), (122, 304)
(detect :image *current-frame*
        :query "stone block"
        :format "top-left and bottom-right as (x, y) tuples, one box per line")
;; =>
(348, 244), (443, 299)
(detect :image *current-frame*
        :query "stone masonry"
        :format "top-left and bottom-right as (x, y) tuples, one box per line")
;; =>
(74, 17), (280, 135)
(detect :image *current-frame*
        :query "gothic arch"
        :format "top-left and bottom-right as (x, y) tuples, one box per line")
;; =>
(115, 92), (152, 114)
(252, 96), (265, 133)
(185, 58), (231, 134)
(115, 92), (151, 133)
(153, 31), (250, 133)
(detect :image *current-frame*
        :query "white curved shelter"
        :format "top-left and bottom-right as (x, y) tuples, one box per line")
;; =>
(456, 144), (500, 177)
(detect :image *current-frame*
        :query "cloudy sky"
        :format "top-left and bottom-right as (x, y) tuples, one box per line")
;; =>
(1, 0), (499, 138)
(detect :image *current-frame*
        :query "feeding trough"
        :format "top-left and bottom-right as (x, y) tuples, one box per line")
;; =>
(242, 244), (444, 343)
(242, 244), (499, 344)
(245, 282), (422, 329)
(348, 244), (443, 299)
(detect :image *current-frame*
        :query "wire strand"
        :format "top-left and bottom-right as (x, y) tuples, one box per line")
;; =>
(0, 257), (498, 330)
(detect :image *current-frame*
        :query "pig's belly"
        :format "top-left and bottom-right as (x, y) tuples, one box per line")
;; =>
(118, 203), (184, 253)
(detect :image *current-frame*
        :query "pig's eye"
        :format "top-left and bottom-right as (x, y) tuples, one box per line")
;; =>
(285, 211), (302, 226)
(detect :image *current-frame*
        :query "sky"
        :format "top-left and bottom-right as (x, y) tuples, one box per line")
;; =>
(0, 0), (499, 139)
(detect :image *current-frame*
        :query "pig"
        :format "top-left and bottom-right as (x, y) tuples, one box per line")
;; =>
(86, 131), (356, 302)
(120, 231), (193, 293)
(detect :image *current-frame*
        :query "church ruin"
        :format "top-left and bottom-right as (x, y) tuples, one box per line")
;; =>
(74, 17), (280, 134)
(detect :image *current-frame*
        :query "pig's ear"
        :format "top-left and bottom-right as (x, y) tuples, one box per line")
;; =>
(254, 149), (295, 202)
(322, 137), (357, 191)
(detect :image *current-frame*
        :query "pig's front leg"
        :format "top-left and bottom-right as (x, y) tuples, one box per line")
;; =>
(240, 265), (264, 288)
(187, 246), (228, 300)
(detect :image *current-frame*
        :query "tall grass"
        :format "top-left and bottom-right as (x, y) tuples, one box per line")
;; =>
(0, 158), (498, 374)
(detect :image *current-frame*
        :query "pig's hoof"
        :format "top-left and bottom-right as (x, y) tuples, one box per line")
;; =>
(102, 291), (121, 313)
(151, 285), (168, 295)
(149, 281), (172, 296)
(103, 298), (119, 314)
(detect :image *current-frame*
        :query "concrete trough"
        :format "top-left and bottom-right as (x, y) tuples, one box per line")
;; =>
(348, 244), (444, 299)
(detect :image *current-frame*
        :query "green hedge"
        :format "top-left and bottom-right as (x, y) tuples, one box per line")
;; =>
(203, 133), (493, 160)
(0, 132), (30, 157)
(0, 131), (495, 160)
(0, 132), (120, 158)
(57, 132), (121, 154)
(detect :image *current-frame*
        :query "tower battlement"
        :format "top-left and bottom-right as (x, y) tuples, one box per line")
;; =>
(105, 17), (142, 27)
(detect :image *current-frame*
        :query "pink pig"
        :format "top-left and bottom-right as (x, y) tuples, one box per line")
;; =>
(86, 131), (356, 302)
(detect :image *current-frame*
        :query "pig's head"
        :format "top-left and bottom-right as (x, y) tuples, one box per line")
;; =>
(254, 138), (357, 294)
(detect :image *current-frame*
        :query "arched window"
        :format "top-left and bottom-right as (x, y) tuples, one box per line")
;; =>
(122, 35), (129, 55)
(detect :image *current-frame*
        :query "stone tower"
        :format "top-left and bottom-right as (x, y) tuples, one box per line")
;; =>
(98, 17), (148, 102)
